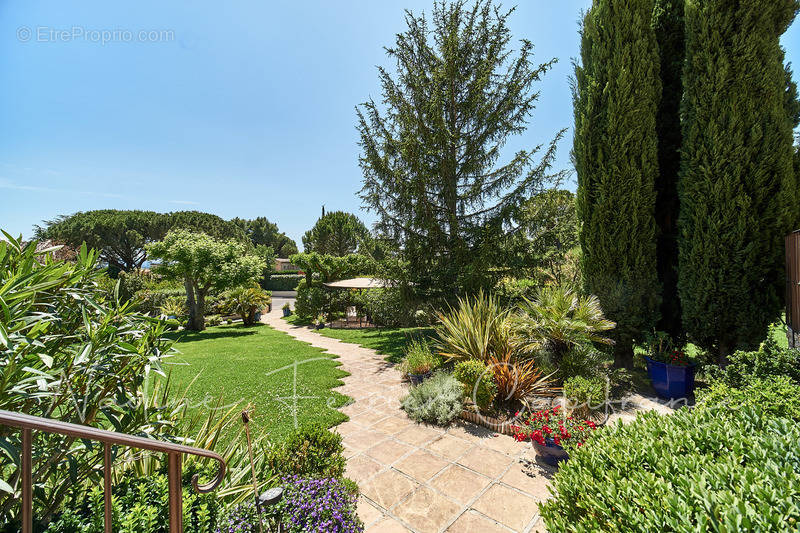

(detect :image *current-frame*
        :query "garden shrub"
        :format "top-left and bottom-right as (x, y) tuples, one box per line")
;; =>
(453, 360), (496, 410)
(707, 337), (800, 387)
(563, 375), (607, 419)
(494, 277), (538, 307)
(294, 279), (327, 320)
(697, 375), (800, 421)
(435, 290), (509, 361)
(401, 372), (464, 425)
(399, 339), (441, 376)
(262, 273), (303, 291)
(43, 466), (221, 533)
(266, 425), (346, 479)
(358, 287), (422, 327)
(540, 407), (800, 532)
(219, 477), (362, 533)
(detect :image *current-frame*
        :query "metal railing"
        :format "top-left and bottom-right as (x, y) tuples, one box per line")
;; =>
(0, 409), (227, 533)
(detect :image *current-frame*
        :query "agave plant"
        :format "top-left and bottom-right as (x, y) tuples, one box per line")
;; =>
(434, 290), (509, 362)
(512, 284), (615, 365)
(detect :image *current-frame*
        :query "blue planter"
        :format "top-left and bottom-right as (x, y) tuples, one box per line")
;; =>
(644, 356), (697, 399)
(532, 438), (569, 466)
(408, 371), (432, 386)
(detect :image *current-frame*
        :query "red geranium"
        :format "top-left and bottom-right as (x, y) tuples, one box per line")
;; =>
(511, 406), (597, 448)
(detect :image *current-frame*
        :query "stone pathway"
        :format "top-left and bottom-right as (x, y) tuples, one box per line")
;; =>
(263, 305), (552, 533)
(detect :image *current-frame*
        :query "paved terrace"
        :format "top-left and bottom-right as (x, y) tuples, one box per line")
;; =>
(264, 306), (551, 533)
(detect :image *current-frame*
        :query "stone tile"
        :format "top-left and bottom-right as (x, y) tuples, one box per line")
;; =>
(394, 450), (449, 482)
(343, 429), (388, 452)
(472, 484), (539, 531)
(334, 420), (366, 437)
(446, 421), (495, 443)
(529, 515), (548, 532)
(481, 434), (528, 456)
(395, 424), (442, 446)
(357, 496), (384, 527)
(430, 465), (492, 505)
(365, 439), (414, 466)
(500, 465), (553, 500)
(340, 403), (365, 417)
(349, 410), (389, 428)
(372, 416), (413, 435)
(345, 454), (384, 483)
(360, 470), (418, 509)
(457, 446), (515, 478)
(365, 517), (412, 533)
(447, 510), (512, 533)
(426, 434), (471, 461)
(392, 486), (461, 532)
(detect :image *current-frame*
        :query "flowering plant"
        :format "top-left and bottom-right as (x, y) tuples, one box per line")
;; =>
(510, 406), (597, 448)
(216, 476), (363, 533)
(644, 330), (692, 366)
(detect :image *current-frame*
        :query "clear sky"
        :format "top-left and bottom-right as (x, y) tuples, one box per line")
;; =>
(1, 1), (798, 247)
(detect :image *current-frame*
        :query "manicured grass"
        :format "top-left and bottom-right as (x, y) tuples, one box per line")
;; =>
(160, 323), (349, 441)
(285, 315), (434, 364)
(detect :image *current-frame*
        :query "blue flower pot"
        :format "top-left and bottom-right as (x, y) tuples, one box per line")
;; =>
(532, 438), (569, 466)
(644, 355), (697, 399)
(408, 371), (432, 386)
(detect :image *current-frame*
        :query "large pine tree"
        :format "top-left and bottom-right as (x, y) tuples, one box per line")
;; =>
(652, 0), (686, 340)
(679, 0), (799, 361)
(574, 0), (662, 368)
(357, 0), (564, 300)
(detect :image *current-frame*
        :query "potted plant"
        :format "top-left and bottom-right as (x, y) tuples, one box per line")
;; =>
(511, 406), (597, 466)
(282, 302), (292, 317)
(643, 331), (697, 399)
(400, 340), (440, 385)
(316, 314), (326, 329)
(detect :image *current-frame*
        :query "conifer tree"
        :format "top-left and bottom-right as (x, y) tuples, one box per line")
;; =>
(574, 0), (662, 368)
(678, 0), (799, 361)
(357, 0), (564, 300)
(652, 0), (685, 339)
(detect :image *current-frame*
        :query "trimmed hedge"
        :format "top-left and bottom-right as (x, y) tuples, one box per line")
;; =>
(540, 407), (800, 531)
(262, 274), (303, 291)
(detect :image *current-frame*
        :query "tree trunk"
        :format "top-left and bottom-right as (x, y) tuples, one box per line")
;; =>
(184, 279), (206, 331)
(613, 338), (634, 369)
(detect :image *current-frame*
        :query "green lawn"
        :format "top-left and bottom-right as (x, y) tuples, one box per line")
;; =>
(159, 323), (349, 441)
(285, 315), (433, 363)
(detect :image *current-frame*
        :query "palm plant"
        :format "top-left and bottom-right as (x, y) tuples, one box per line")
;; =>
(512, 285), (615, 365)
(434, 290), (509, 361)
(224, 284), (272, 326)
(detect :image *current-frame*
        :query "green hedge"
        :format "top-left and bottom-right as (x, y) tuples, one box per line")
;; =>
(540, 407), (800, 531)
(262, 274), (303, 291)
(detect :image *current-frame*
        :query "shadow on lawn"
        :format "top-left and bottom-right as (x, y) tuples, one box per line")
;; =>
(164, 324), (263, 343)
(351, 328), (435, 364)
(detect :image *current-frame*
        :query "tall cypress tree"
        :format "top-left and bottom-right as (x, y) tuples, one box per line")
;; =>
(679, 0), (799, 361)
(574, 0), (662, 368)
(652, 0), (685, 340)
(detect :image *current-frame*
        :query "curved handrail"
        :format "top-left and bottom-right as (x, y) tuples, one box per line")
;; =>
(0, 409), (226, 492)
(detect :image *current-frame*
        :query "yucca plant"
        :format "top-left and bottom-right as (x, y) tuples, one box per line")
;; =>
(512, 285), (615, 365)
(435, 290), (509, 362)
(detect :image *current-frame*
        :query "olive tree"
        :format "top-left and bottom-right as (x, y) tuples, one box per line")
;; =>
(146, 230), (265, 330)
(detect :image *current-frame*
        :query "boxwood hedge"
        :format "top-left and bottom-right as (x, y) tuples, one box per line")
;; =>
(540, 407), (800, 532)
(262, 274), (303, 291)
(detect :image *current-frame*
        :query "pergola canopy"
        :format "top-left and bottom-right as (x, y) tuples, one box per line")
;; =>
(322, 277), (394, 289)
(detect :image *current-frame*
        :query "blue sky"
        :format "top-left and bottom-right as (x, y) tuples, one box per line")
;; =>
(1, 1), (798, 247)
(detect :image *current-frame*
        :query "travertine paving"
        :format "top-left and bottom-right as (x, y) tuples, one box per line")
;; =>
(264, 305), (553, 533)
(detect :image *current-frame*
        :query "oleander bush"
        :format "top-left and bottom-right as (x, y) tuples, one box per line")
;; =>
(453, 360), (497, 410)
(540, 407), (800, 532)
(401, 372), (464, 425)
